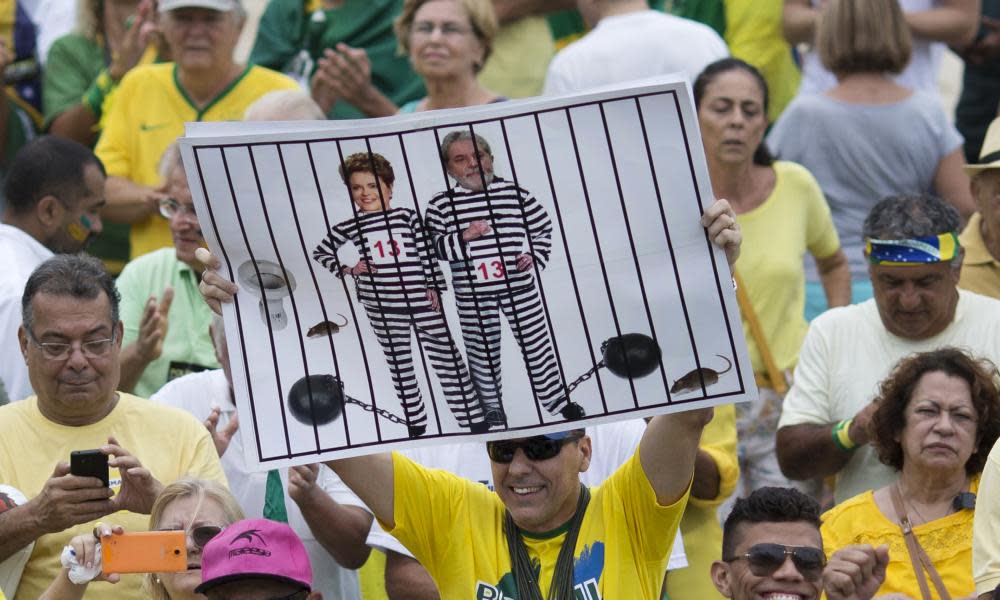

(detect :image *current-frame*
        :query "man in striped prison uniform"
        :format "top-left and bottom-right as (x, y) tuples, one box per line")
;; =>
(424, 131), (586, 426)
(313, 152), (488, 438)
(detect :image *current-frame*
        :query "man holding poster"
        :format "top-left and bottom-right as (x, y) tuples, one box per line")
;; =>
(424, 130), (581, 427)
(196, 197), (742, 599)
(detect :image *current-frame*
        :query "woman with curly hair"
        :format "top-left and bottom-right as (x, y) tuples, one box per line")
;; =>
(821, 347), (1000, 599)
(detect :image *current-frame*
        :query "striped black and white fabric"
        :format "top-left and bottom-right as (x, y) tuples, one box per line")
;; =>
(424, 177), (553, 298)
(424, 178), (568, 416)
(313, 207), (484, 431)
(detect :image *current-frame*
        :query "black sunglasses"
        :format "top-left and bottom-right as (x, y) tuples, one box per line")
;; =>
(159, 525), (225, 549)
(487, 434), (583, 463)
(723, 543), (826, 581)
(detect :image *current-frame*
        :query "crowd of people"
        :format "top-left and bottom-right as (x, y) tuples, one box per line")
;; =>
(1, 0), (1000, 598)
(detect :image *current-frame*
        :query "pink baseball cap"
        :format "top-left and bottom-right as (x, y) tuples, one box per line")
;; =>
(194, 518), (312, 594)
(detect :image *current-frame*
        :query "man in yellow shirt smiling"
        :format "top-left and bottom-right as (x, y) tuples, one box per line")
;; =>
(95, 0), (297, 260)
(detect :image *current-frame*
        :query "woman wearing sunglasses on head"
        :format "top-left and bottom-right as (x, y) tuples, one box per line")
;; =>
(39, 478), (244, 600)
(819, 348), (1000, 600)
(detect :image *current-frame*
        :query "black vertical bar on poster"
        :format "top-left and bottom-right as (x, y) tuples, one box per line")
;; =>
(597, 102), (671, 406)
(430, 127), (506, 424)
(496, 118), (567, 421)
(247, 146), (319, 453)
(396, 133), (470, 437)
(531, 114), (609, 414)
(668, 92), (744, 393)
(361, 136), (443, 437)
(466, 122), (548, 424)
(193, 146), (265, 463)
(219, 147), (293, 457)
(305, 142), (358, 447)
(332, 140), (387, 443)
(564, 107), (641, 407)
(634, 96), (705, 395)
(275, 143), (341, 453)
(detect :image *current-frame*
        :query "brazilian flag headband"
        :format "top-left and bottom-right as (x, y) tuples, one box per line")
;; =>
(865, 233), (960, 265)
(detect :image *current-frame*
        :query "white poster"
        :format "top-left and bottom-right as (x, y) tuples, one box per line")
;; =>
(181, 78), (756, 470)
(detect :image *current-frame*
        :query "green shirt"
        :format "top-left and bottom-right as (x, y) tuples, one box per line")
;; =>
(116, 248), (219, 399)
(249, 0), (424, 119)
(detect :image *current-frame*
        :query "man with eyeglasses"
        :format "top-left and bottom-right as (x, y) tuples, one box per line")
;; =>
(0, 136), (106, 405)
(0, 254), (226, 599)
(712, 486), (890, 600)
(115, 143), (219, 398)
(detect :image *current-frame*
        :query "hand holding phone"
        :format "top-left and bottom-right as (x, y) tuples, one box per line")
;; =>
(70, 450), (109, 488)
(102, 530), (187, 574)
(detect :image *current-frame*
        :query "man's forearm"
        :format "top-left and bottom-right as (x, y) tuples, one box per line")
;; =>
(640, 408), (713, 506)
(47, 105), (99, 147)
(0, 503), (43, 562)
(324, 453), (395, 527)
(117, 343), (152, 393)
(296, 495), (372, 569)
(782, 0), (818, 45)
(385, 550), (440, 600)
(776, 423), (853, 480)
(103, 176), (158, 224)
(690, 449), (721, 500)
(906, 4), (979, 46)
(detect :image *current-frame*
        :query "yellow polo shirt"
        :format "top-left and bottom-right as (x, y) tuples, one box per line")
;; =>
(958, 212), (1000, 300)
(95, 63), (297, 258)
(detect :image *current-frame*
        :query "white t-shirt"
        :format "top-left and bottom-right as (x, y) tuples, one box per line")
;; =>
(0, 224), (52, 403)
(20, 0), (75, 64)
(778, 290), (1000, 503)
(151, 369), (368, 600)
(542, 10), (728, 95)
(367, 419), (687, 570)
(796, 0), (942, 96)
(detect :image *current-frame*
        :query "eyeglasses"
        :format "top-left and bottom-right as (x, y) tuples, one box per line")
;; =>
(723, 543), (826, 581)
(159, 197), (198, 221)
(411, 21), (472, 37)
(26, 329), (116, 361)
(158, 524), (225, 549)
(487, 434), (583, 463)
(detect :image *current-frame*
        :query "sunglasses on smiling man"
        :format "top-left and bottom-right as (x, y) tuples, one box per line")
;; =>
(486, 433), (584, 463)
(723, 543), (827, 581)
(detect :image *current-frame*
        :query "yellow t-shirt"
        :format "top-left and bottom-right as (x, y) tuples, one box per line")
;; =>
(0, 393), (228, 599)
(735, 161), (840, 372)
(386, 448), (688, 599)
(666, 403), (739, 600)
(821, 475), (980, 600)
(723, 0), (800, 121)
(94, 63), (298, 258)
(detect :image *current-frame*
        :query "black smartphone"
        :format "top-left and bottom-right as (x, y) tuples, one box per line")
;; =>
(70, 450), (109, 488)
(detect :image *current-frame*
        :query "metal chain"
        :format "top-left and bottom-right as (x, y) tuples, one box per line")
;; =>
(338, 350), (609, 423)
(342, 394), (408, 425)
(565, 360), (606, 395)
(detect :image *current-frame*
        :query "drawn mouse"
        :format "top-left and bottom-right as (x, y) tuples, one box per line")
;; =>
(670, 354), (732, 394)
(306, 314), (349, 338)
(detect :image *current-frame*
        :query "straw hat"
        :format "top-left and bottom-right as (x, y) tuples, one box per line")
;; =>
(965, 116), (1000, 176)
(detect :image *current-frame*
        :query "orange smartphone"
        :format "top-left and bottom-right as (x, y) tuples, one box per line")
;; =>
(101, 531), (187, 574)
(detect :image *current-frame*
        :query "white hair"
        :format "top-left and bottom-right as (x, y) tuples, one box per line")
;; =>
(243, 90), (326, 122)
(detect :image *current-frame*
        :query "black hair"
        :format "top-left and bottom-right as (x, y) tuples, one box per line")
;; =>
(22, 254), (120, 332)
(862, 193), (962, 240)
(721, 487), (822, 559)
(693, 57), (775, 167)
(4, 135), (105, 215)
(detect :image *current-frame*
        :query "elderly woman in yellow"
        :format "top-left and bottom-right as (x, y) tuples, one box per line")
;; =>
(821, 347), (1000, 600)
